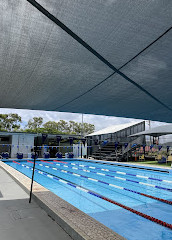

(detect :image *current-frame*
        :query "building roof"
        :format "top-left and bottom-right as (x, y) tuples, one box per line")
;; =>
(1, 1), (172, 122)
(0, 131), (81, 138)
(130, 124), (172, 137)
(87, 121), (143, 136)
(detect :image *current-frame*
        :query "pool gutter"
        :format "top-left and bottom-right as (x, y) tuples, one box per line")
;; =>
(0, 161), (125, 240)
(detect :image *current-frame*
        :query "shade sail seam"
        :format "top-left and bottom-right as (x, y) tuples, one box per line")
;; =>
(53, 27), (172, 110)
(27, 0), (172, 112)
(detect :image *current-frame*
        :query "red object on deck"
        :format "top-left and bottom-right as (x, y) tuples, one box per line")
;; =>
(135, 152), (137, 161)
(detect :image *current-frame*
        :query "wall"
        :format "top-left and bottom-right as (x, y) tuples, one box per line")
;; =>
(11, 133), (35, 158)
(73, 143), (87, 158)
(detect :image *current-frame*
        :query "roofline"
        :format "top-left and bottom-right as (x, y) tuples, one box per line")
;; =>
(0, 131), (82, 137)
(87, 121), (145, 137)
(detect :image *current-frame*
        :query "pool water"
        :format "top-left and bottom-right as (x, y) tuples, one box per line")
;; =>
(5, 159), (172, 240)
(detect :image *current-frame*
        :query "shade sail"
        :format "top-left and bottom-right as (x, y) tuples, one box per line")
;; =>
(1, 0), (172, 122)
(130, 124), (172, 137)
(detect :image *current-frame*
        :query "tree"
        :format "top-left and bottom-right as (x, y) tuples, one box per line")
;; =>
(70, 122), (95, 135)
(83, 123), (95, 135)
(24, 117), (95, 135)
(58, 120), (70, 133)
(43, 121), (59, 134)
(69, 121), (76, 133)
(27, 117), (43, 132)
(0, 113), (22, 132)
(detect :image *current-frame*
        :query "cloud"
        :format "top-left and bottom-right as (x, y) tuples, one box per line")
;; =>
(0, 108), (168, 132)
(0, 108), (142, 130)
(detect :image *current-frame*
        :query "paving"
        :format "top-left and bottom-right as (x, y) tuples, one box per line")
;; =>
(0, 167), (72, 240)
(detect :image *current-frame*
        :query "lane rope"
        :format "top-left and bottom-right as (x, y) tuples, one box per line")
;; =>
(69, 162), (172, 184)
(27, 161), (172, 205)
(40, 161), (172, 192)
(27, 160), (37, 164)
(12, 160), (172, 230)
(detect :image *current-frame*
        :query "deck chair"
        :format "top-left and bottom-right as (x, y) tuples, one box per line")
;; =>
(167, 156), (172, 164)
(155, 154), (162, 161)
(139, 154), (145, 161)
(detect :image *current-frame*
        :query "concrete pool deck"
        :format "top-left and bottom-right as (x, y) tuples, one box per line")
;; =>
(0, 161), (125, 240)
(0, 167), (72, 240)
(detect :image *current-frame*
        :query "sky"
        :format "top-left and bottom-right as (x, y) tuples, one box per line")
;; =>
(0, 108), (168, 131)
(1, 108), (172, 143)
(0, 108), (142, 131)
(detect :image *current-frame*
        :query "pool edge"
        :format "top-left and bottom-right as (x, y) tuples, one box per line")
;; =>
(0, 161), (126, 240)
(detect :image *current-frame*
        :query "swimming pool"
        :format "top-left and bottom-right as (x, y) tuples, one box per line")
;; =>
(5, 159), (172, 240)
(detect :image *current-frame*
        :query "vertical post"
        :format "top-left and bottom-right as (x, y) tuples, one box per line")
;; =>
(81, 114), (84, 159)
(99, 145), (101, 160)
(29, 136), (38, 203)
(148, 120), (151, 145)
(81, 142), (82, 158)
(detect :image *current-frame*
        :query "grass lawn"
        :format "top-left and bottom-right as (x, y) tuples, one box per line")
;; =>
(130, 160), (171, 167)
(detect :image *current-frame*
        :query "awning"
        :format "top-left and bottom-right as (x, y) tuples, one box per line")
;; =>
(130, 124), (172, 137)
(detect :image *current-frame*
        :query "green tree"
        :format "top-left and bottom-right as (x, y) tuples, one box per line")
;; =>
(69, 121), (76, 133)
(71, 122), (95, 135)
(23, 117), (95, 135)
(27, 117), (43, 132)
(0, 113), (22, 131)
(43, 121), (59, 134)
(58, 120), (70, 133)
(83, 123), (95, 135)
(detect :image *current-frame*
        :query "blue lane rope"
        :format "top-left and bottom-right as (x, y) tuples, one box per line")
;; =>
(43, 160), (172, 185)
(12, 160), (172, 229)
(23, 161), (172, 203)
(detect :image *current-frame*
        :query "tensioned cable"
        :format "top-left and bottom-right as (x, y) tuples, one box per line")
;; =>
(54, 26), (172, 110)
(27, 0), (172, 111)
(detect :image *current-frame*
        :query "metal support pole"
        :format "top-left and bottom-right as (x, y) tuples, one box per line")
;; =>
(100, 145), (101, 160)
(81, 142), (83, 158)
(29, 136), (38, 203)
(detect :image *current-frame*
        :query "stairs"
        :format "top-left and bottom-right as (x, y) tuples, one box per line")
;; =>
(91, 142), (123, 161)
(90, 136), (145, 161)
